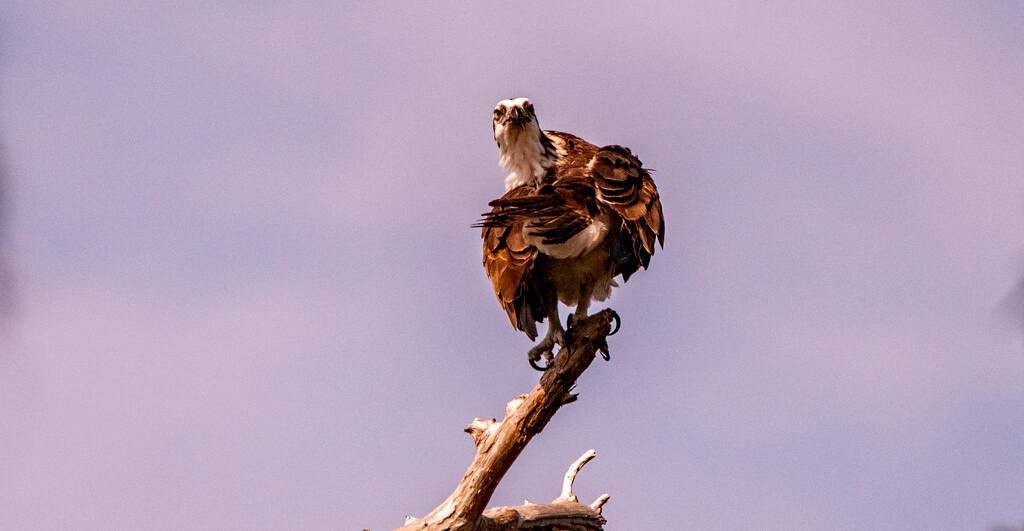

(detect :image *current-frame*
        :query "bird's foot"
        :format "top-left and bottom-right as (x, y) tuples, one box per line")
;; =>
(607, 310), (621, 336)
(567, 309), (617, 333)
(595, 310), (620, 361)
(567, 310), (619, 335)
(527, 329), (565, 372)
(565, 311), (588, 348)
(527, 343), (555, 371)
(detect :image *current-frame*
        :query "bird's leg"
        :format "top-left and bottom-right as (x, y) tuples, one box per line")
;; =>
(567, 282), (594, 330)
(527, 291), (564, 370)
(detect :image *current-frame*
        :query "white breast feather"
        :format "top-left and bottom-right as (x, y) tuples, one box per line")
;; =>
(499, 126), (551, 190)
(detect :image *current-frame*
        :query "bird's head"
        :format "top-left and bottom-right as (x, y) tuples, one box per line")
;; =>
(492, 97), (540, 149)
(492, 97), (558, 190)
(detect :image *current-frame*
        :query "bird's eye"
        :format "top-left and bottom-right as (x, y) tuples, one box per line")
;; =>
(493, 109), (502, 120)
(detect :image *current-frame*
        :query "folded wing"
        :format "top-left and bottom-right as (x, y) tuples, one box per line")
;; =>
(479, 186), (543, 339)
(590, 145), (665, 281)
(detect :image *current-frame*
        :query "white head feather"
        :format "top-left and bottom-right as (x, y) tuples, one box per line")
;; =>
(493, 97), (556, 190)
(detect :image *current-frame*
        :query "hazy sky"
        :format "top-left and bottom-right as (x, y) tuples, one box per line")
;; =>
(2, 2), (1024, 530)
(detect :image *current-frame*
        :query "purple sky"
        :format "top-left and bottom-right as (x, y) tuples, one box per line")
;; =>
(2, 2), (1024, 529)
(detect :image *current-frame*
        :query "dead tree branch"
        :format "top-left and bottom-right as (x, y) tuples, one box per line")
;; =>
(394, 309), (618, 531)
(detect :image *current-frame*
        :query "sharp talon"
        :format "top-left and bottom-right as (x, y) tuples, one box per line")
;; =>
(566, 314), (576, 329)
(608, 311), (621, 335)
(529, 357), (552, 371)
(599, 344), (610, 361)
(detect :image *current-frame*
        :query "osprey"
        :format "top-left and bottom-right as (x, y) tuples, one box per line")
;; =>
(477, 98), (665, 370)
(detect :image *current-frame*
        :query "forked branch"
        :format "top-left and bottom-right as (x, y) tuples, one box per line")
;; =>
(394, 309), (619, 531)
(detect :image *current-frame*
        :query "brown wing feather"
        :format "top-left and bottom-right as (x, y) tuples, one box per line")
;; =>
(480, 186), (541, 339)
(482, 178), (597, 246)
(590, 145), (665, 280)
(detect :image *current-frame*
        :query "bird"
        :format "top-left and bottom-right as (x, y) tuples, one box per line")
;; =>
(476, 97), (665, 370)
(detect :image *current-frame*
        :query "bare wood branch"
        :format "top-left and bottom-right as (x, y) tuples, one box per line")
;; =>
(476, 449), (609, 529)
(484, 499), (605, 530)
(394, 309), (618, 531)
(557, 449), (597, 502)
(465, 418), (499, 447)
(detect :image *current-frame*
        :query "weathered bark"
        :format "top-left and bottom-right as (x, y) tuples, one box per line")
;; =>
(394, 309), (618, 531)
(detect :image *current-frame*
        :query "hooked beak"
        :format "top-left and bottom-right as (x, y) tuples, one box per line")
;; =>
(507, 106), (528, 125)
